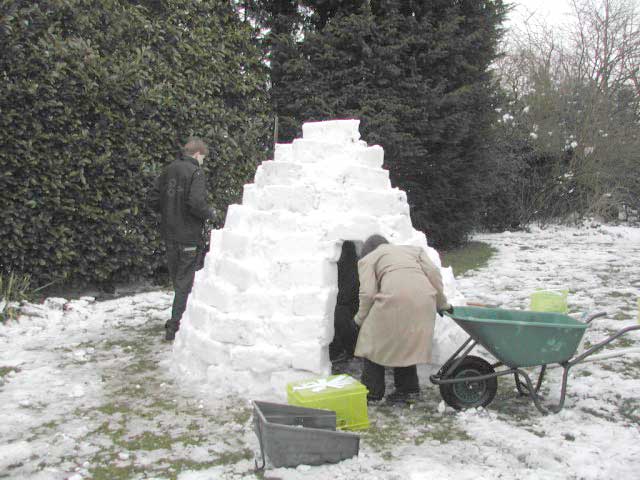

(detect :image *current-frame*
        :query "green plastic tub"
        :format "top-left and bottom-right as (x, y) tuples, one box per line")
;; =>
(446, 306), (588, 368)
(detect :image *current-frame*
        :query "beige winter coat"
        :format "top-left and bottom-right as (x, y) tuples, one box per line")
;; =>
(354, 244), (450, 367)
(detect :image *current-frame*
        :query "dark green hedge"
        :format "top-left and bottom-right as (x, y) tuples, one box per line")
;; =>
(0, 0), (271, 287)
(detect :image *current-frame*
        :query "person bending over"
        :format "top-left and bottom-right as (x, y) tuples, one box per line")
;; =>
(354, 234), (452, 404)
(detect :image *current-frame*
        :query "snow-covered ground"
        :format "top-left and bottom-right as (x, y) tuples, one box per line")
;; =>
(1, 224), (639, 479)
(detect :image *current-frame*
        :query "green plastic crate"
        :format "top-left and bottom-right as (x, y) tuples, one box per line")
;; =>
(287, 374), (369, 431)
(529, 289), (568, 313)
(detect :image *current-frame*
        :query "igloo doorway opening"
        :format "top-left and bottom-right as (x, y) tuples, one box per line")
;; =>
(171, 119), (462, 400)
(329, 240), (361, 363)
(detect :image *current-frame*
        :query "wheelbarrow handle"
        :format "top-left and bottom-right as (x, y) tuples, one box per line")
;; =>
(580, 311), (607, 324)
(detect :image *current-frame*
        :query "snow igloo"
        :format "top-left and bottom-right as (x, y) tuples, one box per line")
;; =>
(172, 119), (464, 400)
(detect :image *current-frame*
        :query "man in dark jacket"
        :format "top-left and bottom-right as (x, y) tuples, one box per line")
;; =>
(149, 137), (215, 341)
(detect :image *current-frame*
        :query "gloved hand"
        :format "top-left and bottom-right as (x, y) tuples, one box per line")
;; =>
(437, 305), (454, 316)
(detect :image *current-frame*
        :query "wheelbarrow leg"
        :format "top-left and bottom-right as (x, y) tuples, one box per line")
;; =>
(515, 365), (570, 414)
(514, 365), (547, 397)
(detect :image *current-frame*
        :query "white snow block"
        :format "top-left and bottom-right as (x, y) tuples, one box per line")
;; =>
(292, 138), (356, 164)
(205, 365), (258, 396)
(274, 143), (293, 162)
(290, 341), (331, 375)
(345, 189), (410, 216)
(268, 259), (336, 289)
(242, 184), (258, 206)
(183, 299), (213, 333)
(192, 277), (236, 313)
(254, 160), (303, 187)
(270, 369), (316, 399)
(292, 288), (338, 317)
(236, 288), (293, 318)
(180, 328), (232, 366)
(219, 230), (251, 259)
(325, 215), (383, 242)
(253, 185), (317, 213)
(302, 119), (361, 143)
(172, 335), (211, 381)
(224, 206), (301, 234)
(230, 344), (292, 374)
(265, 233), (322, 259)
(178, 327), (230, 365)
(269, 315), (333, 346)
(216, 257), (255, 291)
(213, 313), (264, 346)
(358, 145), (384, 168)
(342, 165), (390, 189)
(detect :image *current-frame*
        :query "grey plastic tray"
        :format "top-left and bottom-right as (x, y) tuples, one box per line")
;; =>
(253, 400), (360, 469)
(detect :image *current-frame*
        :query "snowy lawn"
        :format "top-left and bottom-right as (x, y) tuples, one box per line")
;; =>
(1, 224), (639, 480)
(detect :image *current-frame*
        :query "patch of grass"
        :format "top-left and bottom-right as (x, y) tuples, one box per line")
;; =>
(361, 410), (405, 457)
(619, 399), (640, 423)
(212, 448), (254, 466)
(88, 463), (140, 480)
(0, 366), (20, 378)
(414, 420), (471, 445)
(97, 403), (130, 416)
(525, 428), (546, 438)
(228, 406), (251, 425)
(608, 291), (634, 298)
(580, 407), (616, 422)
(122, 431), (174, 450)
(440, 241), (496, 277)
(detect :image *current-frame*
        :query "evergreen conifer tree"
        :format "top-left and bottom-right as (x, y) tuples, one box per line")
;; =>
(271, 0), (506, 247)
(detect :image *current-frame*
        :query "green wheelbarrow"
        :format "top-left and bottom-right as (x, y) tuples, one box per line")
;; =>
(429, 306), (640, 414)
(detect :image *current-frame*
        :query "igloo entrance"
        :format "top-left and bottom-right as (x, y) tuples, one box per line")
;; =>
(328, 240), (361, 363)
(171, 119), (463, 400)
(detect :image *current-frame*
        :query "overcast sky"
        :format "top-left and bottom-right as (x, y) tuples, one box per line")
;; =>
(506, 0), (574, 28)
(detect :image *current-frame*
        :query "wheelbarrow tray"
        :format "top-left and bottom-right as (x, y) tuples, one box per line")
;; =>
(448, 306), (588, 367)
(253, 401), (360, 468)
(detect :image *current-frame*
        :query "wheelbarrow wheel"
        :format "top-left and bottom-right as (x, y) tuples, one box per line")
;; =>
(439, 356), (498, 410)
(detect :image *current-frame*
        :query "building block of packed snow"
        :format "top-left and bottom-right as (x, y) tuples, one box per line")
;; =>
(177, 327), (231, 368)
(213, 313), (265, 346)
(302, 119), (361, 143)
(274, 143), (293, 162)
(183, 299), (213, 333)
(290, 341), (331, 375)
(230, 344), (292, 374)
(224, 205), (301, 234)
(205, 364), (258, 395)
(292, 288), (338, 317)
(341, 165), (391, 189)
(343, 189), (410, 216)
(215, 256), (256, 291)
(269, 315), (334, 347)
(267, 259), (336, 289)
(234, 287), (294, 318)
(357, 145), (384, 168)
(254, 161), (303, 187)
(218, 230), (251, 259)
(291, 138), (358, 164)
(252, 185), (318, 213)
(191, 278), (236, 313)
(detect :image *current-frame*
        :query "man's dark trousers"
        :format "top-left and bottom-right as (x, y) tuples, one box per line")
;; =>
(166, 241), (199, 335)
(362, 359), (419, 400)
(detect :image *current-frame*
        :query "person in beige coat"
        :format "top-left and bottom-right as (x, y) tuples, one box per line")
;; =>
(354, 234), (452, 404)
